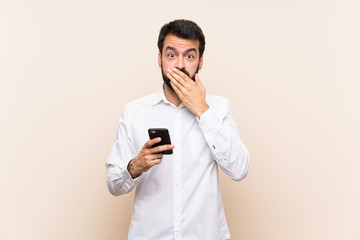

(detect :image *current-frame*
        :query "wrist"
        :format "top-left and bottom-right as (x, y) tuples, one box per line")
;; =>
(127, 159), (141, 179)
(196, 104), (209, 119)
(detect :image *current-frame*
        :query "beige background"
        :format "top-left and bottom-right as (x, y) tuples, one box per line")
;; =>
(1, 0), (359, 239)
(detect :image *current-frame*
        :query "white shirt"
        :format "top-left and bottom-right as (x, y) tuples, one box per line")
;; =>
(106, 88), (249, 240)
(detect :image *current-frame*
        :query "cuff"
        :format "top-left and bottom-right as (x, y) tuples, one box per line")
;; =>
(197, 108), (225, 161)
(124, 166), (139, 186)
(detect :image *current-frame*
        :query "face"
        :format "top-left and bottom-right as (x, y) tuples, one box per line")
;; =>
(158, 34), (203, 91)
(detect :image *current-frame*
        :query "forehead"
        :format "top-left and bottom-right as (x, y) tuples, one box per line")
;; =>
(163, 34), (199, 53)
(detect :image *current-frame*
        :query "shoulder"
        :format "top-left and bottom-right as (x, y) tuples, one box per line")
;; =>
(119, 91), (158, 121)
(124, 92), (158, 110)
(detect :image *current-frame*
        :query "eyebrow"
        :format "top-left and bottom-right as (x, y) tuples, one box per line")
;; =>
(165, 46), (197, 54)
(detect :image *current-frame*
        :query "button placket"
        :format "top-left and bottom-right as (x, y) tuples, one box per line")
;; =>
(173, 109), (182, 239)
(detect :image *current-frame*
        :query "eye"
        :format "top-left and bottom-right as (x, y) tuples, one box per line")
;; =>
(186, 54), (194, 59)
(168, 53), (175, 58)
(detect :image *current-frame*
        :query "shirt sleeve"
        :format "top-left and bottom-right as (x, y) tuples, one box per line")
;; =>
(197, 100), (250, 181)
(105, 105), (139, 196)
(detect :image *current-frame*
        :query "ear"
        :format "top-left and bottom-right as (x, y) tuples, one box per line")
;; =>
(198, 55), (204, 71)
(158, 52), (162, 68)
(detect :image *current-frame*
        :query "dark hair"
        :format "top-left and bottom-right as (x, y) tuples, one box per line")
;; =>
(157, 19), (206, 58)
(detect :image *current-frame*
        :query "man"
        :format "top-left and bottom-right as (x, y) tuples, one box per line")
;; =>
(106, 19), (249, 240)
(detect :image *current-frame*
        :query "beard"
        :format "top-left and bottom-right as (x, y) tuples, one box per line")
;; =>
(161, 62), (199, 92)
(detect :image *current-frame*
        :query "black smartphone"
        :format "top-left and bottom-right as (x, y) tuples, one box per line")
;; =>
(148, 128), (173, 155)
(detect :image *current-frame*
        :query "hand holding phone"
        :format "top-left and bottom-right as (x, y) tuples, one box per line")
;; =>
(148, 128), (173, 155)
(127, 136), (174, 178)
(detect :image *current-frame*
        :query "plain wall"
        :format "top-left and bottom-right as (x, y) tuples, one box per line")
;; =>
(1, 0), (359, 239)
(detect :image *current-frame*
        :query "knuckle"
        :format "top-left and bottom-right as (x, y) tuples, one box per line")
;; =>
(140, 150), (146, 156)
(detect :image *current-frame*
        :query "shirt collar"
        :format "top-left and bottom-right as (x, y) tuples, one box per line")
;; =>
(150, 87), (168, 106)
(151, 86), (185, 108)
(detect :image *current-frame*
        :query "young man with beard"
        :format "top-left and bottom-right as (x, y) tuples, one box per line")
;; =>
(106, 19), (249, 240)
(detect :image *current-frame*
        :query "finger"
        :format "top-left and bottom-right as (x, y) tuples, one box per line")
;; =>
(169, 74), (184, 92)
(150, 158), (162, 166)
(167, 69), (188, 88)
(143, 156), (162, 170)
(170, 81), (184, 101)
(147, 153), (163, 160)
(145, 137), (161, 148)
(170, 80), (184, 98)
(172, 68), (193, 84)
(150, 144), (175, 154)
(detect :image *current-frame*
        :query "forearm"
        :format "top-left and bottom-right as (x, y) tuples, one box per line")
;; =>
(198, 106), (250, 181)
(106, 104), (138, 196)
(215, 133), (250, 181)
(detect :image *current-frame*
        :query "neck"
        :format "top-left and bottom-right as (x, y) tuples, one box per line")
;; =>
(163, 84), (182, 107)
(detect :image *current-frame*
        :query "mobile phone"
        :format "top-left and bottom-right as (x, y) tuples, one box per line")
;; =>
(148, 128), (173, 155)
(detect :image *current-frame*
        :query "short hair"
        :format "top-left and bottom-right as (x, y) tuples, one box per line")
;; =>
(157, 19), (206, 58)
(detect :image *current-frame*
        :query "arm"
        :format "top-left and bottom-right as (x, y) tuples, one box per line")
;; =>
(167, 68), (249, 180)
(106, 105), (174, 196)
(105, 105), (137, 196)
(198, 101), (250, 181)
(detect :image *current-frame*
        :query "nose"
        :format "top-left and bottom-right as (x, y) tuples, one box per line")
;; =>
(176, 56), (185, 70)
